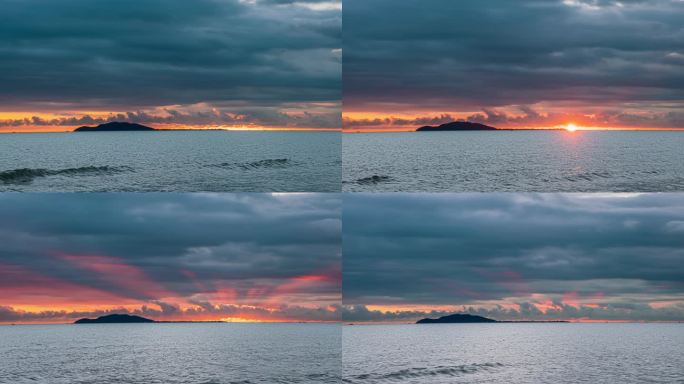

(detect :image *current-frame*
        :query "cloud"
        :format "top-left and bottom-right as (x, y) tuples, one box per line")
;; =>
(343, 193), (684, 321)
(343, 0), (684, 128)
(0, 0), (341, 129)
(0, 303), (342, 323)
(343, 114), (460, 129)
(665, 220), (684, 233)
(342, 302), (684, 323)
(1, 103), (342, 129)
(343, 108), (684, 129)
(0, 193), (341, 323)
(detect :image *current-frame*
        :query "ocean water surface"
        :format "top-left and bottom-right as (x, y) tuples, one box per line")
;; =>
(343, 131), (684, 192)
(0, 323), (340, 384)
(0, 131), (340, 192)
(343, 323), (684, 384)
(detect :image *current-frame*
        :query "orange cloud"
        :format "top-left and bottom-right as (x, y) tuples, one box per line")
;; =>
(343, 107), (684, 132)
(55, 253), (179, 302)
(0, 263), (142, 311)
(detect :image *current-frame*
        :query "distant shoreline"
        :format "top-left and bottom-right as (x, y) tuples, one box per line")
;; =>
(343, 128), (684, 133)
(1, 321), (339, 326)
(345, 321), (684, 325)
(2, 320), (682, 326)
(1, 121), (340, 134)
(0, 129), (340, 134)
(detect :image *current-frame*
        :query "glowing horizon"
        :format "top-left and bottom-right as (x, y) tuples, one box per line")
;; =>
(0, 194), (342, 325)
(344, 1), (683, 133)
(0, 124), (341, 134)
(0, 253), (341, 325)
(0, 110), (341, 133)
(342, 112), (684, 132)
(342, 297), (684, 324)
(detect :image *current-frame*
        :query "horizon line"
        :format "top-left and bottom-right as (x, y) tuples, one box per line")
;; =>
(343, 127), (684, 133)
(344, 320), (684, 325)
(0, 127), (341, 134)
(0, 320), (341, 326)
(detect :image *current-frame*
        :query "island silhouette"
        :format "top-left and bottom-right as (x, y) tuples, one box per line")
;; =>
(74, 122), (156, 132)
(416, 314), (496, 323)
(74, 314), (156, 324)
(416, 313), (570, 324)
(416, 121), (497, 132)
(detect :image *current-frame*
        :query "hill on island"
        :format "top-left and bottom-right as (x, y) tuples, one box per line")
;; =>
(74, 314), (156, 324)
(74, 122), (156, 132)
(416, 121), (497, 132)
(416, 314), (497, 324)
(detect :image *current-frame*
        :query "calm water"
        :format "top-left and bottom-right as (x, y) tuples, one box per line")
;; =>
(343, 323), (684, 384)
(343, 131), (684, 192)
(0, 323), (340, 384)
(0, 131), (340, 192)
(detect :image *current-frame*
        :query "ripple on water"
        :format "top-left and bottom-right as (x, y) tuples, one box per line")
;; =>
(346, 363), (504, 383)
(342, 131), (684, 192)
(0, 166), (134, 185)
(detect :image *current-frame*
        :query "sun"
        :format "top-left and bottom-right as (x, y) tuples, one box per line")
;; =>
(565, 123), (578, 132)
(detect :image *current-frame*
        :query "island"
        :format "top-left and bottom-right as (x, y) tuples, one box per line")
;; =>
(416, 313), (570, 324)
(74, 122), (156, 132)
(416, 314), (497, 324)
(74, 314), (156, 324)
(416, 121), (497, 132)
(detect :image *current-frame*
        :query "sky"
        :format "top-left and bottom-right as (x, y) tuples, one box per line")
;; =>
(0, 0), (341, 132)
(343, 0), (684, 131)
(0, 193), (341, 324)
(343, 193), (684, 322)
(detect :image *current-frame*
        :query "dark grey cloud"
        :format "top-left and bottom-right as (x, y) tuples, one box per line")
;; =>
(0, 193), (341, 322)
(344, 0), (684, 128)
(0, 0), (341, 128)
(343, 193), (684, 321)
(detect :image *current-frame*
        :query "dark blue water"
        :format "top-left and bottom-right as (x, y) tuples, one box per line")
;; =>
(0, 131), (340, 192)
(343, 323), (684, 383)
(0, 323), (341, 384)
(343, 131), (684, 192)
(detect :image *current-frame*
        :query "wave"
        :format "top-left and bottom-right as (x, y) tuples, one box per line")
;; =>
(353, 175), (392, 185)
(560, 169), (664, 183)
(240, 158), (291, 169)
(0, 166), (133, 184)
(211, 158), (293, 170)
(345, 362), (503, 383)
(563, 170), (612, 182)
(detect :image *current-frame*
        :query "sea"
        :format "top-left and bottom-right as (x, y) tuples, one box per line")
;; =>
(0, 131), (340, 192)
(343, 131), (684, 192)
(0, 323), (341, 384)
(343, 323), (684, 384)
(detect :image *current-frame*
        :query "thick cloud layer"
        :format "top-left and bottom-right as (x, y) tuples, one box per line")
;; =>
(0, 193), (341, 323)
(0, 0), (341, 130)
(343, 0), (684, 129)
(343, 193), (684, 321)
